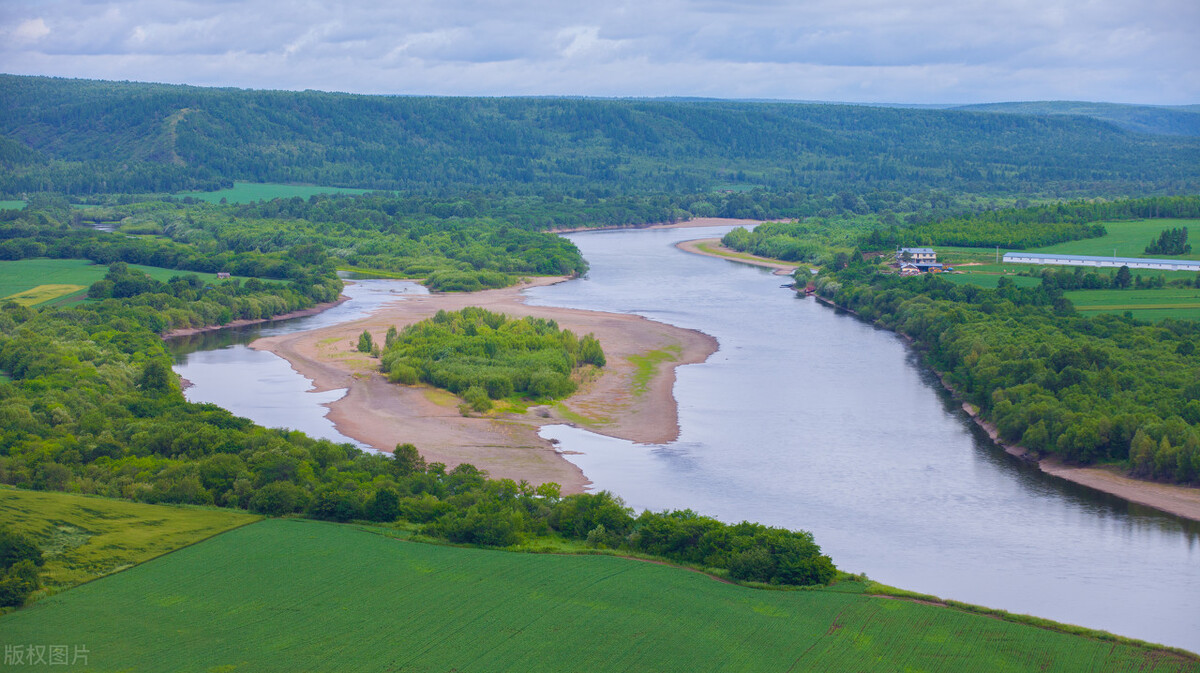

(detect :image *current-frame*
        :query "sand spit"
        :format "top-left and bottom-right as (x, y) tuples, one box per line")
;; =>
(251, 277), (717, 494)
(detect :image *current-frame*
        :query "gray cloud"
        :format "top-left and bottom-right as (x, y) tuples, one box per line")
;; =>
(0, 0), (1195, 103)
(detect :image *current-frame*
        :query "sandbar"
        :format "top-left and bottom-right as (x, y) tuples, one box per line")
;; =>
(675, 238), (800, 276)
(251, 277), (717, 494)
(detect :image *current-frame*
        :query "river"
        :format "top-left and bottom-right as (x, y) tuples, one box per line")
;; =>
(172, 225), (1200, 653)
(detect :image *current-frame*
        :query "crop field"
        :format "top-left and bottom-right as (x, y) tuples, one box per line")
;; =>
(0, 258), (250, 306)
(1065, 287), (1200, 321)
(1, 284), (86, 306)
(0, 487), (257, 595)
(180, 181), (375, 204)
(1030, 219), (1200, 260)
(2, 518), (1194, 672)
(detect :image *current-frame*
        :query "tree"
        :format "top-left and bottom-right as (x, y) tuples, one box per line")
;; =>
(366, 488), (400, 522)
(357, 330), (374, 354)
(392, 443), (426, 477)
(0, 527), (43, 607)
(1114, 265), (1132, 289)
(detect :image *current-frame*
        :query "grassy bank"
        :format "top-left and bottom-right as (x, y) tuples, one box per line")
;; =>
(0, 487), (257, 599)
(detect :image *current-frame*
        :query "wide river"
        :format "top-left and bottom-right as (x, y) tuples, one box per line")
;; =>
(173, 225), (1200, 653)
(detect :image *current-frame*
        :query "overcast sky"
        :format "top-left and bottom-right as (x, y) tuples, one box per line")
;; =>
(1, 0), (1196, 104)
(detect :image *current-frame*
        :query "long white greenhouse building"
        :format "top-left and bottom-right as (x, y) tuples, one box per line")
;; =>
(1002, 252), (1200, 272)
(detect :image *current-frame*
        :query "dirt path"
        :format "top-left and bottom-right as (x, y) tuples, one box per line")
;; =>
(251, 277), (717, 494)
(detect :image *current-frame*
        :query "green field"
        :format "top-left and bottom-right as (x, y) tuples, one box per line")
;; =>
(1065, 287), (1200, 321)
(1030, 219), (1200, 260)
(0, 200), (26, 210)
(0, 487), (257, 596)
(940, 273), (1043, 289)
(0, 258), (251, 307)
(1, 517), (1193, 672)
(180, 181), (376, 204)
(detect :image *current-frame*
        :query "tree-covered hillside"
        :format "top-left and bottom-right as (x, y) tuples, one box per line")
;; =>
(2, 75), (1199, 198)
(955, 102), (1200, 138)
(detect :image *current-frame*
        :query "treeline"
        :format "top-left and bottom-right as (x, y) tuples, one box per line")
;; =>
(86, 262), (340, 332)
(380, 308), (604, 410)
(813, 267), (1200, 483)
(0, 301), (832, 587)
(862, 195), (1200, 249)
(1145, 227), (1191, 255)
(1, 196), (589, 292)
(4, 75), (1200, 199)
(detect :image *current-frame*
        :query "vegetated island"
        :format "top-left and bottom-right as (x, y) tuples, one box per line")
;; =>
(252, 276), (716, 494)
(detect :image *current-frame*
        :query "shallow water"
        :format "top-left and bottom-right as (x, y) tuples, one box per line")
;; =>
(170, 278), (427, 452)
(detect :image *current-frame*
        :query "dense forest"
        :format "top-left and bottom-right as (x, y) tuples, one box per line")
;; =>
(1, 196), (589, 291)
(2, 75), (1199, 201)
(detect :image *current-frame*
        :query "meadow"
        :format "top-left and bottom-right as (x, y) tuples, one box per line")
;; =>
(0, 487), (256, 596)
(1065, 287), (1200, 321)
(1, 517), (1194, 672)
(0, 258), (251, 307)
(1030, 218), (1200, 259)
(180, 181), (375, 204)
(938, 272), (1042, 289)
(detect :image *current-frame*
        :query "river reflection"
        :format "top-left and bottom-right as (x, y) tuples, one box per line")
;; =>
(526, 225), (1200, 653)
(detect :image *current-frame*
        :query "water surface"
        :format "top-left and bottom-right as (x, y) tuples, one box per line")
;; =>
(170, 278), (425, 451)
(525, 226), (1200, 653)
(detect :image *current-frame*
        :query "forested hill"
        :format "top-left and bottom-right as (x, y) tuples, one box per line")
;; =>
(953, 102), (1200, 138)
(2, 74), (1199, 198)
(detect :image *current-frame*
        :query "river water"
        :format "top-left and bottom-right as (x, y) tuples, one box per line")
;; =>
(172, 226), (1200, 653)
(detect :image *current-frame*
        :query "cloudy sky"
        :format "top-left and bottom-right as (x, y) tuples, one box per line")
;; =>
(1, 0), (1196, 104)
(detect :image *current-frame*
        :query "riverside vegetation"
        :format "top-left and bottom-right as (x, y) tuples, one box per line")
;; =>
(719, 196), (1200, 484)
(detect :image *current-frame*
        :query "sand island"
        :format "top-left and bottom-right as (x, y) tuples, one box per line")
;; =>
(252, 276), (716, 494)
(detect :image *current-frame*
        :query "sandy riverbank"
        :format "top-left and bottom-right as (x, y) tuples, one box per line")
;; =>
(959, 402), (1200, 521)
(675, 238), (800, 276)
(549, 217), (779, 234)
(250, 277), (717, 494)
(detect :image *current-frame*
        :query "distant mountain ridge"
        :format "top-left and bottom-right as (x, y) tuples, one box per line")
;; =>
(1, 74), (1198, 197)
(952, 101), (1200, 137)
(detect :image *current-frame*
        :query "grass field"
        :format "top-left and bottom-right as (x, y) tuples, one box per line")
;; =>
(0, 258), (252, 307)
(1, 517), (1194, 672)
(939, 273), (1042, 289)
(181, 181), (376, 204)
(0, 487), (257, 597)
(1030, 219), (1200, 260)
(0, 200), (26, 210)
(1065, 287), (1200, 321)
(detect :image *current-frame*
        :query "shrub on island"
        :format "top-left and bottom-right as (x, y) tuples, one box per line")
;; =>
(380, 307), (605, 405)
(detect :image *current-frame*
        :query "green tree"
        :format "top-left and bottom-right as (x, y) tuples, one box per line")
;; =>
(1114, 265), (1132, 289)
(357, 330), (375, 354)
